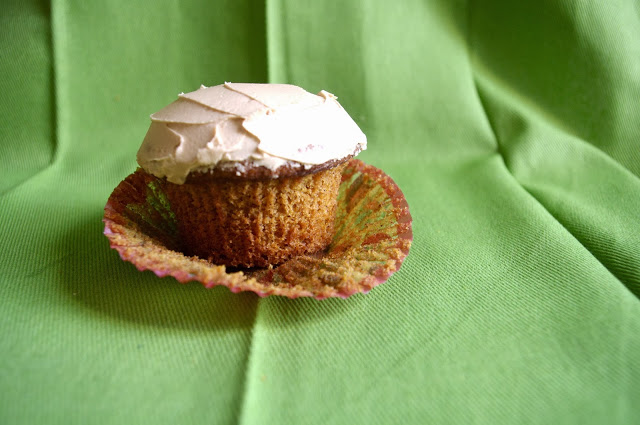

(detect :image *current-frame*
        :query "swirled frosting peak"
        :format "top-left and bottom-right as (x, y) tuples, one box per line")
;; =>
(136, 82), (367, 183)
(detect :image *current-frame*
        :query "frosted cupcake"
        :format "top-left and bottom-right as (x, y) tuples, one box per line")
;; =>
(136, 82), (366, 268)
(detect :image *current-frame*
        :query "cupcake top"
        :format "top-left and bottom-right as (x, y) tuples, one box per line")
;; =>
(136, 82), (367, 183)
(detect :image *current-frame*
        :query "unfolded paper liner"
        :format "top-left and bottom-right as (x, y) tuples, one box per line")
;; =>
(103, 159), (412, 299)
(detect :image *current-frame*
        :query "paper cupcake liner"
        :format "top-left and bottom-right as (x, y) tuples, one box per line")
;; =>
(103, 159), (412, 299)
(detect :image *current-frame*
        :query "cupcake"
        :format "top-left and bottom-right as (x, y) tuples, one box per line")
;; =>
(136, 82), (366, 268)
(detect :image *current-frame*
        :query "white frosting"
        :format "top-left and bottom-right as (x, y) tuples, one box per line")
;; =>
(137, 82), (366, 183)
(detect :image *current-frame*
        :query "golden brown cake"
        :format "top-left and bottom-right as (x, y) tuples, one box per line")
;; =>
(136, 83), (366, 268)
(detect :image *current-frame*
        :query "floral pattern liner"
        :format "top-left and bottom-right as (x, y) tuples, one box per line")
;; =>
(103, 159), (412, 299)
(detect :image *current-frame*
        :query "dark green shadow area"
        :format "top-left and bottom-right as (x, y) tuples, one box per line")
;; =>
(58, 210), (259, 333)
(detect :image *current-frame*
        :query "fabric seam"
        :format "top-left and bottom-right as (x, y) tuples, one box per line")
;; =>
(234, 298), (261, 425)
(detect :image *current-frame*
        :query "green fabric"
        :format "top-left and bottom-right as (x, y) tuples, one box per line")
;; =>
(2, 0), (639, 423)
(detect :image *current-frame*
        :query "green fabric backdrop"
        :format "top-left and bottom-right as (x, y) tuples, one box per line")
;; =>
(1, 1), (639, 424)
